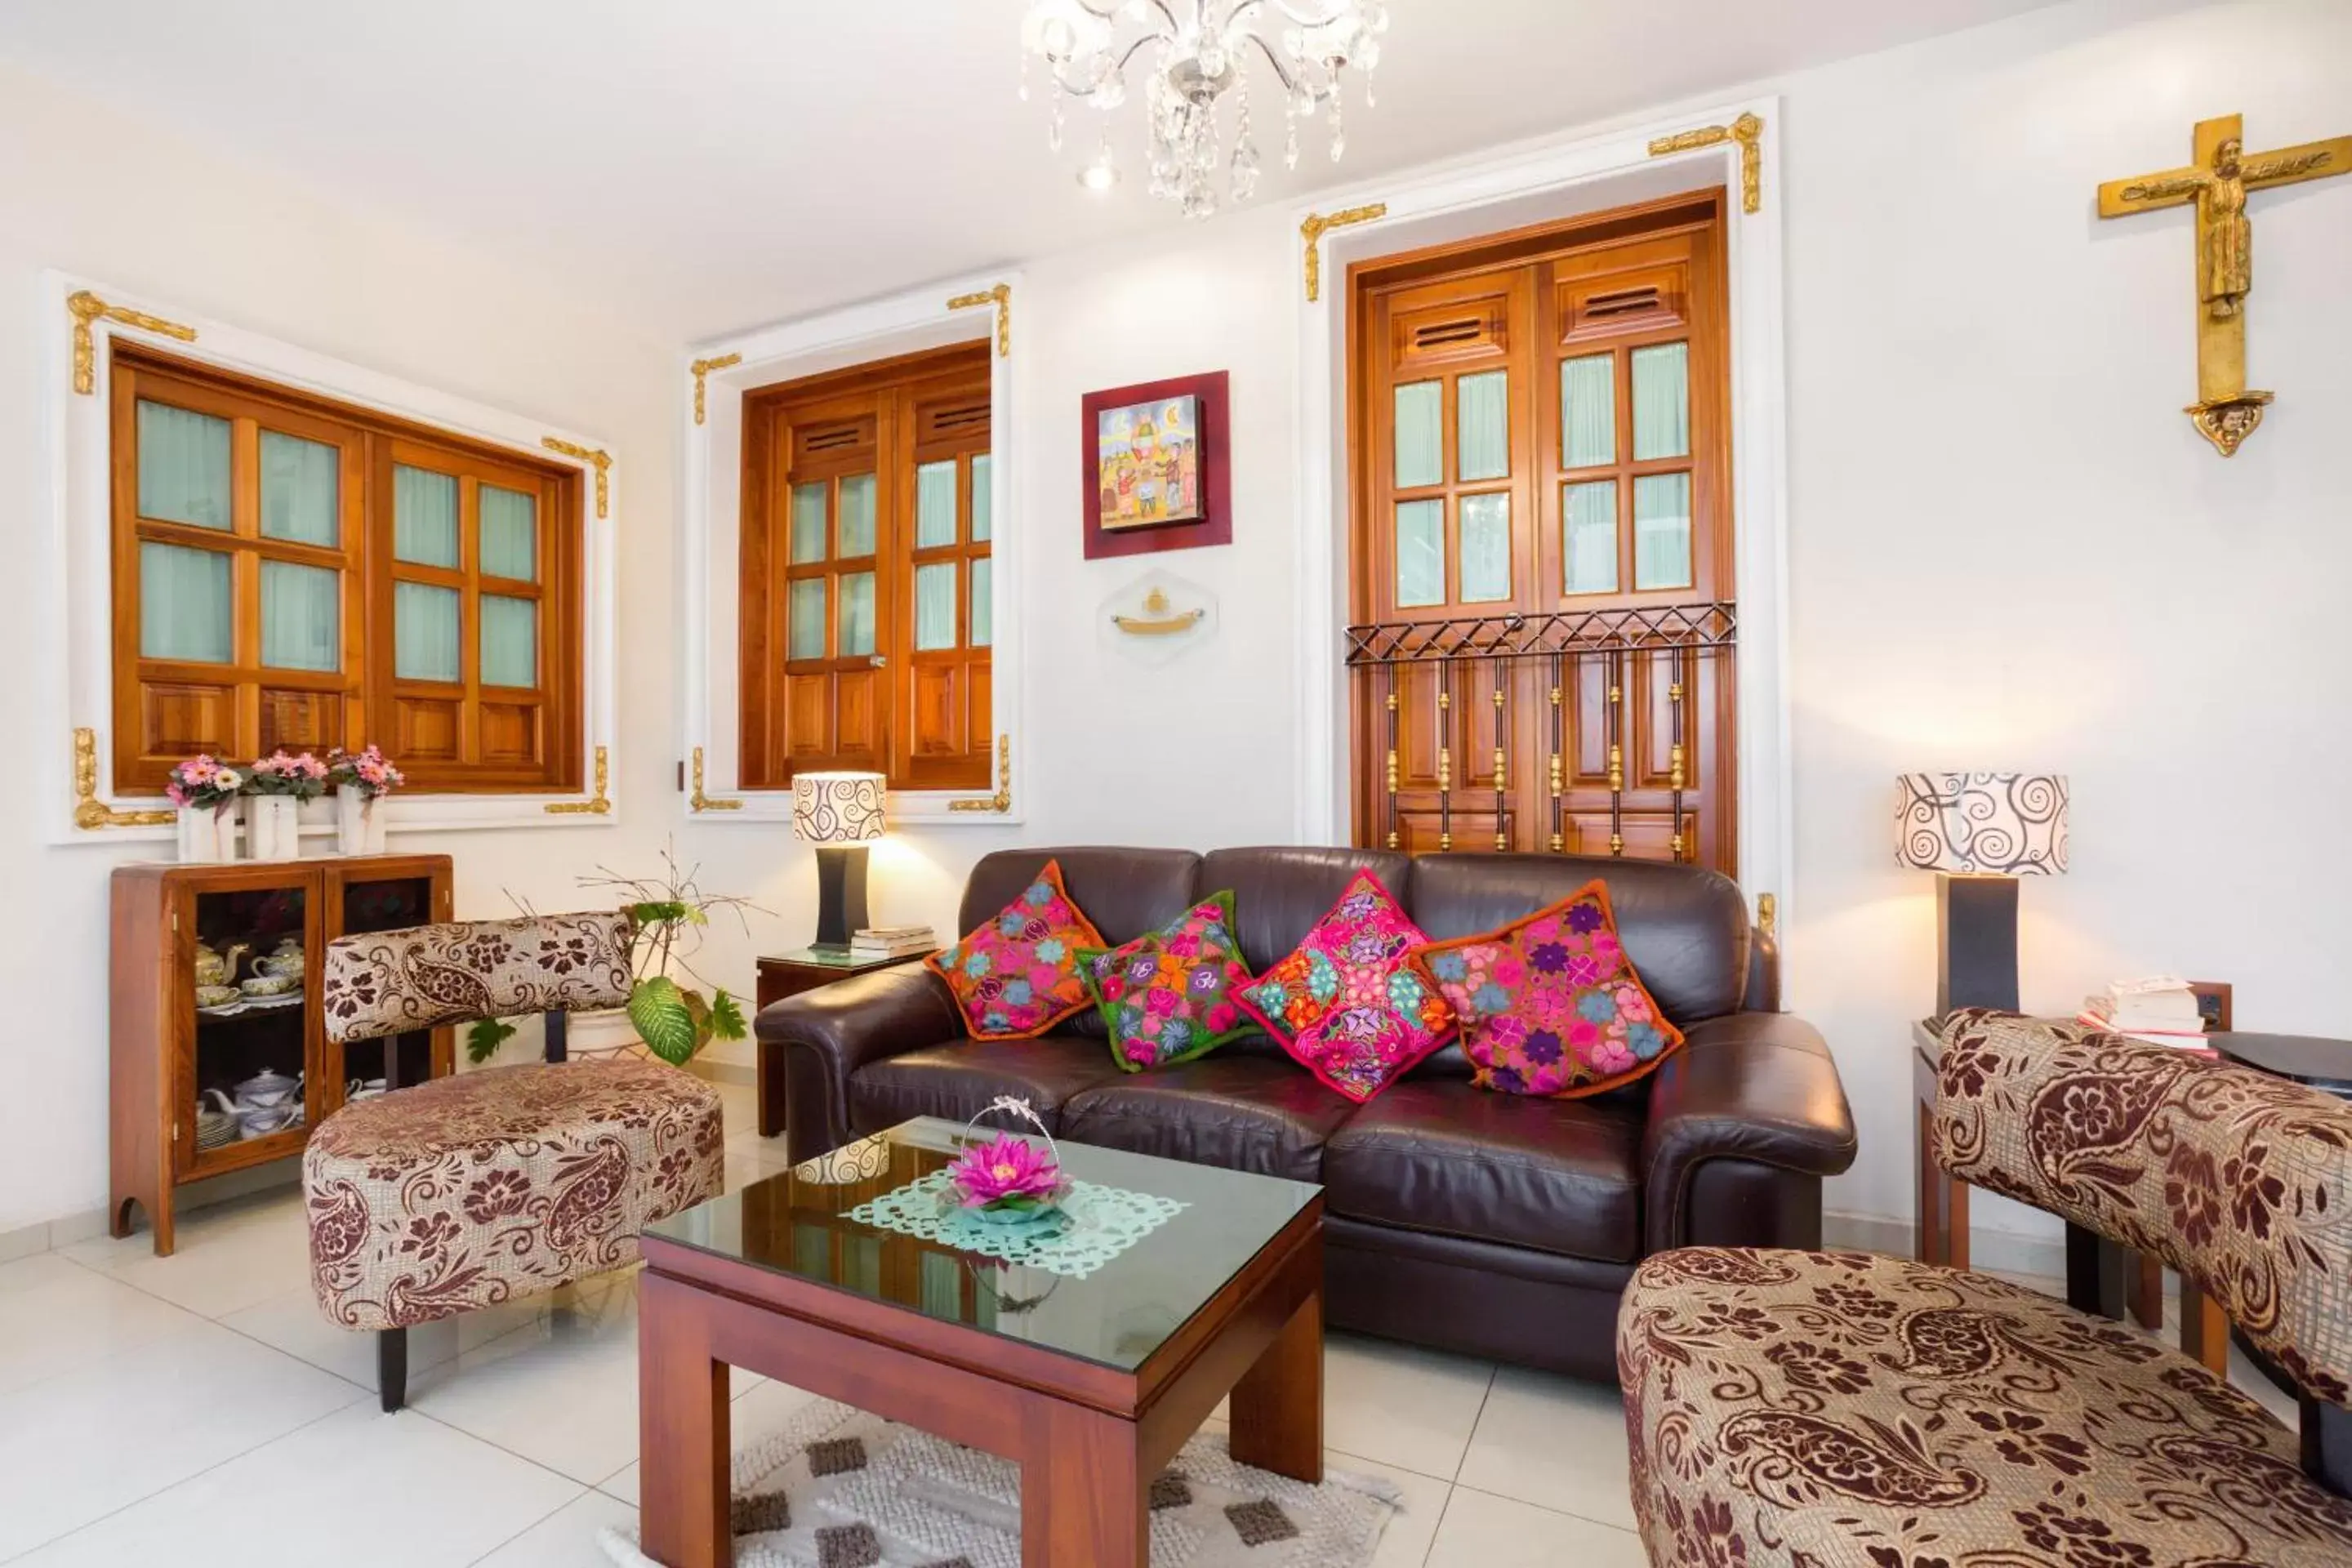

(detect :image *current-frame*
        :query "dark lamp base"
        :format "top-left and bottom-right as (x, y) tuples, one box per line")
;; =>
(813, 844), (871, 951)
(1936, 872), (2020, 1016)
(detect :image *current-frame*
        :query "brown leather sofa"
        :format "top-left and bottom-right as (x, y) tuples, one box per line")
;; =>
(756, 846), (1855, 1382)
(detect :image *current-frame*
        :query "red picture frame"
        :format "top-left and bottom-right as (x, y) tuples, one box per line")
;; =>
(1081, 370), (1232, 560)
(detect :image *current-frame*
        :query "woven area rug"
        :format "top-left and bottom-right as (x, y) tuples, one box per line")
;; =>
(599, 1396), (1401, 1567)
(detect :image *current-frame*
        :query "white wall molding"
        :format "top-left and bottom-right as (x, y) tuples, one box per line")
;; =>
(39, 271), (623, 841)
(1287, 96), (1795, 970)
(678, 271), (1027, 827)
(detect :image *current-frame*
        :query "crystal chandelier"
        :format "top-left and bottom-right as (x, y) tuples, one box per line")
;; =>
(1021, 1), (1390, 218)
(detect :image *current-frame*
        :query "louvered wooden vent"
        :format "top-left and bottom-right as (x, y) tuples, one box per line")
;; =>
(1586, 285), (1664, 319)
(1414, 318), (1487, 350)
(920, 399), (991, 443)
(803, 423), (863, 452)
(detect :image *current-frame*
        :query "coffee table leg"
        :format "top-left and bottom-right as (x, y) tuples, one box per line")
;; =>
(639, 1273), (733, 1568)
(1229, 1284), (1323, 1484)
(1024, 1402), (1144, 1568)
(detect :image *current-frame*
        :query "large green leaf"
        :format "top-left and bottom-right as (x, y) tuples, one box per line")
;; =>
(628, 976), (699, 1065)
(709, 989), (749, 1042)
(466, 1017), (518, 1064)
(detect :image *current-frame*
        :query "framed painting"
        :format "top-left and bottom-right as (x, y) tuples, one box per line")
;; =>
(1082, 370), (1232, 559)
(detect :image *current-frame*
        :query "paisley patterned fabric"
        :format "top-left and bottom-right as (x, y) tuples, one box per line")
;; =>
(1934, 1009), (2352, 1405)
(1619, 1247), (2352, 1568)
(322, 911), (635, 1045)
(304, 1061), (723, 1331)
(925, 859), (1106, 1040)
(1077, 891), (1257, 1072)
(1404, 880), (1682, 1098)
(1235, 871), (1454, 1102)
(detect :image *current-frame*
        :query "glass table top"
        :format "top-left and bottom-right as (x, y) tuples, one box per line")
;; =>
(644, 1118), (1321, 1372)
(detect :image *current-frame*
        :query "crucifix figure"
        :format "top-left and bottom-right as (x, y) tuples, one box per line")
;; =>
(2099, 114), (2350, 457)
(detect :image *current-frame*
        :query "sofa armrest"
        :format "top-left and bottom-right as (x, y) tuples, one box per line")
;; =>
(1641, 1011), (1857, 1253)
(755, 967), (964, 1161)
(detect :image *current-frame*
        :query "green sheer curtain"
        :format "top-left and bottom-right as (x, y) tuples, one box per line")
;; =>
(260, 562), (340, 670)
(394, 466), (460, 567)
(260, 431), (338, 544)
(1393, 382), (1442, 488)
(394, 581), (461, 682)
(970, 557), (993, 647)
(1394, 499), (1445, 608)
(1456, 371), (1509, 482)
(1563, 480), (1619, 595)
(1458, 493), (1510, 602)
(787, 580), (826, 660)
(838, 474), (877, 558)
(1561, 356), (1615, 470)
(791, 483), (829, 564)
(140, 542), (233, 662)
(971, 454), (993, 542)
(915, 461), (959, 548)
(1632, 343), (1690, 461)
(914, 563), (956, 650)
(136, 402), (231, 529)
(480, 486), (537, 580)
(838, 572), (876, 657)
(480, 595), (537, 687)
(1633, 473), (1693, 590)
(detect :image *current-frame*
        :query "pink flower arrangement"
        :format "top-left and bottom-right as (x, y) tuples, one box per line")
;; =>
(245, 750), (331, 801)
(165, 755), (243, 812)
(944, 1133), (1066, 1213)
(327, 745), (406, 800)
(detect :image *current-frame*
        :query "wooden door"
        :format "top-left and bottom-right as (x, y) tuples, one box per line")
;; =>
(1350, 191), (1738, 872)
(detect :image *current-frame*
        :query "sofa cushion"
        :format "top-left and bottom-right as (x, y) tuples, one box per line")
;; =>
(1061, 1056), (1358, 1183)
(1236, 869), (1454, 1102)
(960, 849), (1203, 1040)
(1199, 846), (1414, 973)
(848, 1036), (1126, 1136)
(1321, 1078), (1645, 1263)
(1078, 890), (1258, 1071)
(928, 858), (1106, 1040)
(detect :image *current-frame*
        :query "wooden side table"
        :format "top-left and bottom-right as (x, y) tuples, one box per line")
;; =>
(753, 947), (932, 1138)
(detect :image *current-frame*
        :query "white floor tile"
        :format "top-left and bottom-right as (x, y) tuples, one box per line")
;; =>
(1456, 1365), (1634, 1528)
(0, 1316), (363, 1561)
(1322, 1332), (1497, 1482)
(1330, 1448), (1451, 1568)
(0, 1252), (87, 1298)
(12, 1402), (582, 1568)
(220, 1276), (620, 1392)
(0, 1259), (201, 1397)
(1425, 1487), (1648, 1568)
(59, 1189), (311, 1320)
(596, 1374), (822, 1506)
(472, 1490), (641, 1568)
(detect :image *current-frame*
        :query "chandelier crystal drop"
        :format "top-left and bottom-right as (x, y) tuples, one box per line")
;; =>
(1022, 0), (1389, 218)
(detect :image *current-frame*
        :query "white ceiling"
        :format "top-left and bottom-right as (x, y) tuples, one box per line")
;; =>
(0, 0), (2066, 341)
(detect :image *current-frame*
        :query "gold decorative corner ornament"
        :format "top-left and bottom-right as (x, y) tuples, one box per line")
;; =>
(543, 746), (612, 815)
(947, 284), (1013, 358)
(2100, 114), (2349, 457)
(1111, 587), (1205, 635)
(688, 353), (742, 426)
(541, 437), (613, 518)
(1647, 112), (1766, 214)
(67, 291), (196, 396)
(688, 746), (742, 813)
(1300, 203), (1388, 302)
(948, 734), (1013, 814)
(1757, 892), (1778, 939)
(71, 728), (174, 830)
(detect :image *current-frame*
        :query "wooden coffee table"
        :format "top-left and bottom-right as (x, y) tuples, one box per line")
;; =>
(636, 1118), (1325, 1567)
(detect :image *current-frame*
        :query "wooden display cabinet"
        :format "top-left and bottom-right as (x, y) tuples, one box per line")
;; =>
(109, 853), (454, 1255)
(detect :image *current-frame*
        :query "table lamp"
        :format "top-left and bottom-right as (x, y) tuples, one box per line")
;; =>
(1896, 772), (2069, 1016)
(792, 771), (886, 952)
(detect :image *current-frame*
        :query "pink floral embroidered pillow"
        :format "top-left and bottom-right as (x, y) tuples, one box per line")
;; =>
(1077, 892), (1256, 1072)
(1404, 880), (1683, 1098)
(1235, 871), (1455, 1102)
(925, 860), (1106, 1040)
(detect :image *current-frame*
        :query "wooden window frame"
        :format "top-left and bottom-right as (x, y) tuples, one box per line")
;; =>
(108, 345), (584, 797)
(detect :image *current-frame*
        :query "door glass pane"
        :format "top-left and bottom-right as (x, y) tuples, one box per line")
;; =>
(1394, 499), (1444, 608)
(1393, 381), (1442, 489)
(789, 483), (828, 564)
(1562, 480), (1619, 595)
(259, 561), (339, 670)
(394, 582), (461, 681)
(1633, 342), (1690, 461)
(1458, 493), (1510, 603)
(136, 402), (231, 529)
(838, 474), (877, 558)
(1456, 371), (1509, 482)
(480, 595), (537, 687)
(786, 579), (826, 660)
(1560, 354), (1616, 470)
(971, 455), (992, 542)
(479, 486), (537, 581)
(913, 563), (957, 650)
(915, 461), (959, 548)
(393, 466), (460, 568)
(838, 571), (876, 657)
(970, 557), (992, 647)
(259, 431), (338, 545)
(1633, 473), (1695, 590)
(138, 542), (232, 662)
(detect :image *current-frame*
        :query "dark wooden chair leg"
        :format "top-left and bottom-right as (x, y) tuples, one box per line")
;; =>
(379, 1327), (408, 1413)
(544, 1009), (568, 1064)
(2306, 1398), (2352, 1497)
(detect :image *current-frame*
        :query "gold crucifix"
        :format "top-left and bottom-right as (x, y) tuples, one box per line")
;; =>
(2099, 113), (2350, 457)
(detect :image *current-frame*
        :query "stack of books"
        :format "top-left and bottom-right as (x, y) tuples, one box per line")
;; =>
(2078, 976), (2215, 1055)
(851, 924), (937, 960)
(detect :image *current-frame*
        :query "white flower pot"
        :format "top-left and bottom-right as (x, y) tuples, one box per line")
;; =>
(335, 790), (388, 856)
(176, 804), (234, 863)
(243, 795), (301, 862)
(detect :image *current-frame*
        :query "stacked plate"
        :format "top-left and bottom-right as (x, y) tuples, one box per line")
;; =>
(194, 1108), (239, 1152)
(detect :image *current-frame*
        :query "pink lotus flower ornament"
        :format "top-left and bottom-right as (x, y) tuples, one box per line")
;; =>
(946, 1133), (1064, 1211)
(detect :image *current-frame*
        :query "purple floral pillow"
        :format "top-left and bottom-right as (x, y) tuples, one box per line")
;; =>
(925, 860), (1107, 1040)
(1077, 892), (1256, 1072)
(1235, 871), (1455, 1102)
(1404, 880), (1684, 1098)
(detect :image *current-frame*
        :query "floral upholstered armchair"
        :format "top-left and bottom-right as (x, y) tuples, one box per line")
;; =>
(1618, 1009), (2352, 1568)
(305, 911), (724, 1411)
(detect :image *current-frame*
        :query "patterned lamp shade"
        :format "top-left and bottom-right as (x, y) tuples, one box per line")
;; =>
(791, 772), (886, 844)
(1895, 773), (2069, 875)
